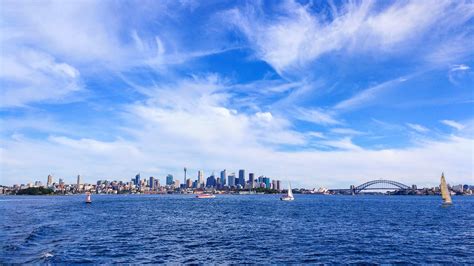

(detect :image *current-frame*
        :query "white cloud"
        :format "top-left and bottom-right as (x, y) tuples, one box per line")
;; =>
(334, 76), (409, 110)
(450, 64), (470, 72)
(330, 128), (364, 136)
(226, 1), (472, 74)
(0, 48), (83, 107)
(441, 120), (465, 131)
(406, 123), (430, 133)
(294, 107), (341, 125)
(2, 129), (472, 189)
(319, 137), (362, 151)
(307, 131), (325, 139)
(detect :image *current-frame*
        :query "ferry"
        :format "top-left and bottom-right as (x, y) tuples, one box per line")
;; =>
(196, 193), (216, 199)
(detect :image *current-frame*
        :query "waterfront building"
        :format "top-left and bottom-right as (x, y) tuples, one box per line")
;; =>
(166, 174), (174, 186)
(276, 180), (281, 191)
(183, 167), (187, 188)
(206, 174), (216, 187)
(47, 174), (53, 187)
(263, 177), (271, 189)
(76, 175), (82, 192)
(238, 169), (245, 187)
(249, 173), (255, 188)
(149, 176), (155, 190)
(220, 169), (227, 186)
(186, 178), (192, 188)
(228, 173), (236, 188)
(34, 181), (42, 187)
(272, 180), (277, 190)
(198, 170), (205, 188)
(173, 180), (180, 188)
(135, 174), (141, 188)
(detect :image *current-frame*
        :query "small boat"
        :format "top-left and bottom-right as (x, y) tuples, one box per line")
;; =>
(440, 173), (452, 205)
(280, 182), (294, 201)
(196, 193), (215, 199)
(85, 192), (92, 203)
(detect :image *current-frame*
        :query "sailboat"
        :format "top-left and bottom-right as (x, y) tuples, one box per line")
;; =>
(280, 182), (294, 201)
(440, 173), (452, 205)
(85, 192), (92, 203)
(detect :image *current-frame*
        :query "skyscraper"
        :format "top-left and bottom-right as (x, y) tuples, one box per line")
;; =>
(149, 176), (155, 190)
(135, 173), (141, 188)
(249, 173), (255, 188)
(220, 169), (227, 186)
(76, 175), (82, 192)
(238, 169), (245, 187)
(276, 180), (281, 191)
(186, 178), (192, 188)
(206, 174), (216, 187)
(166, 174), (174, 186)
(198, 170), (204, 188)
(47, 174), (53, 187)
(264, 177), (271, 189)
(228, 173), (236, 188)
(183, 167), (187, 188)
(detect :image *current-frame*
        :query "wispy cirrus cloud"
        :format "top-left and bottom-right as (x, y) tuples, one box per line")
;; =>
(440, 120), (465, 131)
(334, 76), (410, 111)
(226, 0), (473, 75)
(406, 123), (430, 133)
(0, 48), (83, 107)
(293, 107), (341, 125)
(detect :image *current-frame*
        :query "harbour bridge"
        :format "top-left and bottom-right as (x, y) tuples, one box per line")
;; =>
(330, 179), (412, 194)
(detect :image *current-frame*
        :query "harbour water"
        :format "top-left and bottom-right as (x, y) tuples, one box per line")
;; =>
(1, 194), (473, 263)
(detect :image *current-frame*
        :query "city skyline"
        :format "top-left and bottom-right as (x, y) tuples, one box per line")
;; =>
(1, 1), (473, 188)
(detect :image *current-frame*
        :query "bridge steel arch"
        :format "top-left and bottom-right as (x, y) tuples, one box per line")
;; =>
(353, 179), (410, 194)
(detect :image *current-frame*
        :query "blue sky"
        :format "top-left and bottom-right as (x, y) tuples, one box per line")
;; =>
(0, 0), (473, 188)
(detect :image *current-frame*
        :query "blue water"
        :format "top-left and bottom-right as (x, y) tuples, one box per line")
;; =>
(1, 194), (473, 263)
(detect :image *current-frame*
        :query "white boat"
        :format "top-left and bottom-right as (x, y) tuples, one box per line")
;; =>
(196, 193), (215, 199)
(85, 192), (92, 203)
(440, 173), (452, 205)
(280, 182), (294, 201)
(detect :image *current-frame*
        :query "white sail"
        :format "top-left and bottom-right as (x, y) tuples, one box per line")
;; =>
(440, 173), (452, 205)
(287, 183), (294, 198)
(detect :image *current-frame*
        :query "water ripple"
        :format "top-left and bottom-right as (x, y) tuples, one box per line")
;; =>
(1, 194), (473, 263)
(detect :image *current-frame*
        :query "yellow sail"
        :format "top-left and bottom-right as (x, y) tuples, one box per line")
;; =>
(440, 173), (452, 205)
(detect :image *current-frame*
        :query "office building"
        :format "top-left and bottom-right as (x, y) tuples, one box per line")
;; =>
(183, 167), (187, 188)
(186, 178), (192, 188)
(76, 175), (82, 192)
(238, 169), (245, 187)
(249, 173), (255, 188)
(47, 174), (53, 187)
(166, 174), (174, 186)
(135, 173), (141, 188)
(276, 180), (281, 191)
(149, 176), (155, 190)
(198, 170), (205, 188)
(263, 177), (270, 189)
(206, 174), (216, 187)
(220, 169), (227, 186)
(228, 173), (236, 187)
